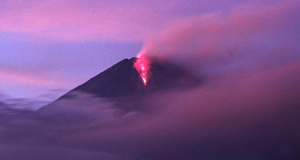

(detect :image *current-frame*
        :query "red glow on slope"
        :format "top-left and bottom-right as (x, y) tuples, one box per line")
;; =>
(134, 51), (150, 85)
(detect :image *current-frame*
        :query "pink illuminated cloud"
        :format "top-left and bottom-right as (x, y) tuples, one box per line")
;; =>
(1, 0), (291, 43)
(141, 0), (300, 59)
(0, 0), (177, 42)
(0, 66), (63, 87)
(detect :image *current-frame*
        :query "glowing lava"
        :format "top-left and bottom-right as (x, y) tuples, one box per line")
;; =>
(134, 51), (150, 85)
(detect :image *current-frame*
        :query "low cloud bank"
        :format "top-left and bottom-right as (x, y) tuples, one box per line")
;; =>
(0, 1), (300, 159)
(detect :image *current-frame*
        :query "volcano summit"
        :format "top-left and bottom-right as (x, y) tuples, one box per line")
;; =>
(54, 57), (200, 99)
(40, 57), (201, 112)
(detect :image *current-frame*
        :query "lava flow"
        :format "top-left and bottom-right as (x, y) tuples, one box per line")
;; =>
(134, 51), (150, 85)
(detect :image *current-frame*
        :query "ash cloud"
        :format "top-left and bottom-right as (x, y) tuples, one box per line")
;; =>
(142, 0), (300, 77)
(0, 1), (300, 160)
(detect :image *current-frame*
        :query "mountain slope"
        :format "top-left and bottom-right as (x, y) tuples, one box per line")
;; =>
(64, 58), (143, 98)
(39, 57), (201, 112)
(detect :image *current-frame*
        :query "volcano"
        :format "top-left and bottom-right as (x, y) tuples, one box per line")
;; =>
(39, 57), (200, 112)
(55, 57), (199, 98)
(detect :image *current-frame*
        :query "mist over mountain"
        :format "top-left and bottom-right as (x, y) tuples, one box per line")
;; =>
(1, 55), (299, 160)
(0, 1), (299, 159)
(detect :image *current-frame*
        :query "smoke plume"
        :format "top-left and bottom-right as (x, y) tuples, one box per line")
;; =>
(0, 1), (300, 159)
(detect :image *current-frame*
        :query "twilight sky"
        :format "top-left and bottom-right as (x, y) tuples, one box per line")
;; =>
(0, 0), (298, 101)
(0, 1), (300, 159)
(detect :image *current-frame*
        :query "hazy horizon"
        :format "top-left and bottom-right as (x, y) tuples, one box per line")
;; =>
(0, 0), (299, 159)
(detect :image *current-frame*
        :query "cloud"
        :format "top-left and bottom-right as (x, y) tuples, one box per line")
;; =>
(0, 62), (68, 88)
(1, 0), (287, 43)
(57, 59), (300, 159)
(0, 91), (8, 100)
(0, 0), (179, 42)
(0, 89), (68, 110)
(0, 61), (76, 98)
(0, 57), (299, 159)
(141, 0), (300, 72)
(37, 89), (69, 100)
(0, 144), (121, 160)
(2, 98), (50, 110)
(0, 1), (299, 159)
(0, 70), (57, 87)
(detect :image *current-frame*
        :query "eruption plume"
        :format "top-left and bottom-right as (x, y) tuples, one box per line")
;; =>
(134, 50), (150, 85)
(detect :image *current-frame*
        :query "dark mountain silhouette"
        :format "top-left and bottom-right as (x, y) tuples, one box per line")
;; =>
(63, 58), (143, 98)
(39, 57), (201, 112)
(56, 57), (200, 98)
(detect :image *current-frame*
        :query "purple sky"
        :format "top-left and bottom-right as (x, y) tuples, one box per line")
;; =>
(0, 0), (296, 100)
(0, 1), (300, 159)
